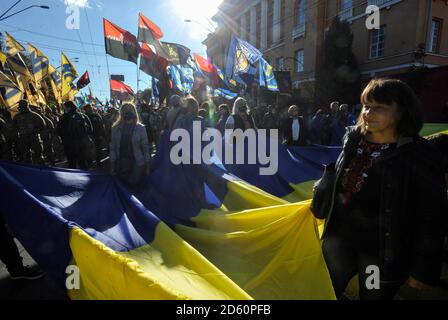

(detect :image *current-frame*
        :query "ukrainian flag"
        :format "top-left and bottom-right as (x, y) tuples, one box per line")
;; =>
(61, 52), (78, 100)
(28, 43), (49, 85)
(5, 32), (25, 56)
(0, 132), (339, 300)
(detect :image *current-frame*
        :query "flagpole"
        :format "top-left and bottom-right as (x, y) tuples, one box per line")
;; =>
(105, 53), (111, 100)
(136, 56), (140, 103)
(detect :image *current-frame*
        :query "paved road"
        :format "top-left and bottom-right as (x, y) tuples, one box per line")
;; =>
(0, 240), (68, 300)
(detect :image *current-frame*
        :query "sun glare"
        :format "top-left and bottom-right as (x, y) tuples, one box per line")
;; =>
(172, 0), (222, 39)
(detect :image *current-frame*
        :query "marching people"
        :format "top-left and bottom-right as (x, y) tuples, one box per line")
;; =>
(312, 78), (448, 300)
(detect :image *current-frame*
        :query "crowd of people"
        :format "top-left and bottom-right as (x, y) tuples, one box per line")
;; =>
(0, 94), (361, 172)
(1, 78), (447, 300)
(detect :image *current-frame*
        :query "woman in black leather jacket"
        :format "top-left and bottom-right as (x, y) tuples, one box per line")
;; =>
(313, 78), (447, 300)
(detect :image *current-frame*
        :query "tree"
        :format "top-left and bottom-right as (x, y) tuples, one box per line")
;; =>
(316, 17), (361, 108)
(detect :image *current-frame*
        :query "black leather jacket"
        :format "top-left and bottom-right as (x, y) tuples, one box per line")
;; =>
(322, 126), (447, 285)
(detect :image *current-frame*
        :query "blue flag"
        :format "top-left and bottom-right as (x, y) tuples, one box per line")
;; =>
(259, 58), (279, 92)
(214, 88), (238, 100)
(170, 65), (194, 95)
(225, 36), (261, 86)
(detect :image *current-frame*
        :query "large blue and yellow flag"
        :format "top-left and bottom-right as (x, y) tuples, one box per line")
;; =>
(28, 43), (49, 85)
(0, 128), (341, 300)
(61, 52), (79, 100)
(5, 32), (25, 56)
(259, 58), (279, 91)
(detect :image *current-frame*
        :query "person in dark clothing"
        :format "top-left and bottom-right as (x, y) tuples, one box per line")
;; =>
(0, 116), (7, 159)
(57, 101), (93, 170)
(13, 100), (46, 165)
(312, 78), (448, 300)
(84, 104), (106, 167)
(281, 105), (308, 146)
(0, 213), (45, 280)
(263, 105), (280, 132)
(216, 104), (230, 134)
(0, 108), (17, 161)
(309, 109), (324, 145)
(34, 105), (56, 166)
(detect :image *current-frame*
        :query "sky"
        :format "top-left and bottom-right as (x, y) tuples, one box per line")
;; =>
(0, 0), (223, 100)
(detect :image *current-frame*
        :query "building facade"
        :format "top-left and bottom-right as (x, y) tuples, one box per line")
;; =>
(204, 0), (448, 119)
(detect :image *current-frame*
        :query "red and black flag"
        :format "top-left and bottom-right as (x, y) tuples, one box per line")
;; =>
(138, 13), (163, 43)
(104, 18), (140, 64)
(76, 71), (90, 90)
(110, 79), (135, 101)
(140, 43), (170, 80)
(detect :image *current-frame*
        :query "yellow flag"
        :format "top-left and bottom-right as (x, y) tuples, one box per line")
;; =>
(48, 64), (62, 104)
(5, 32), (25, 56)
(28, 43), (49, 85)
(61, 52), (78, 100)
(0, 52), (6, 67)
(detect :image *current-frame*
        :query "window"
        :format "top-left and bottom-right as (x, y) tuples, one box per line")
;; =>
(297, 0), (307, 26)
(429, 18), (442, 54)
(339, 0), (352, 21)
(280, 0), (285, 42)
(256, 3), (261, 48)
(268, 0), (273, 47)
(276, 57), (285, 70)
(295, 50), (304, 73)
(370, 25), (386, 59)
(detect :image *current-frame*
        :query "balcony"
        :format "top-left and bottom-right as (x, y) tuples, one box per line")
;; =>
(292, 23), (306, 39)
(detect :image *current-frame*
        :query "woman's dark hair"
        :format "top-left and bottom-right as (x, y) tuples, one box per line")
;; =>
(218, 104), (229, 113)
(359, 78), (423, 136)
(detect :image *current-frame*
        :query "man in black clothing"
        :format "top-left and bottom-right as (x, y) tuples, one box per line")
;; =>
(84, 104), (106, 167)
(57, 101), (93, 170)
(281, 105), (308, 146)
